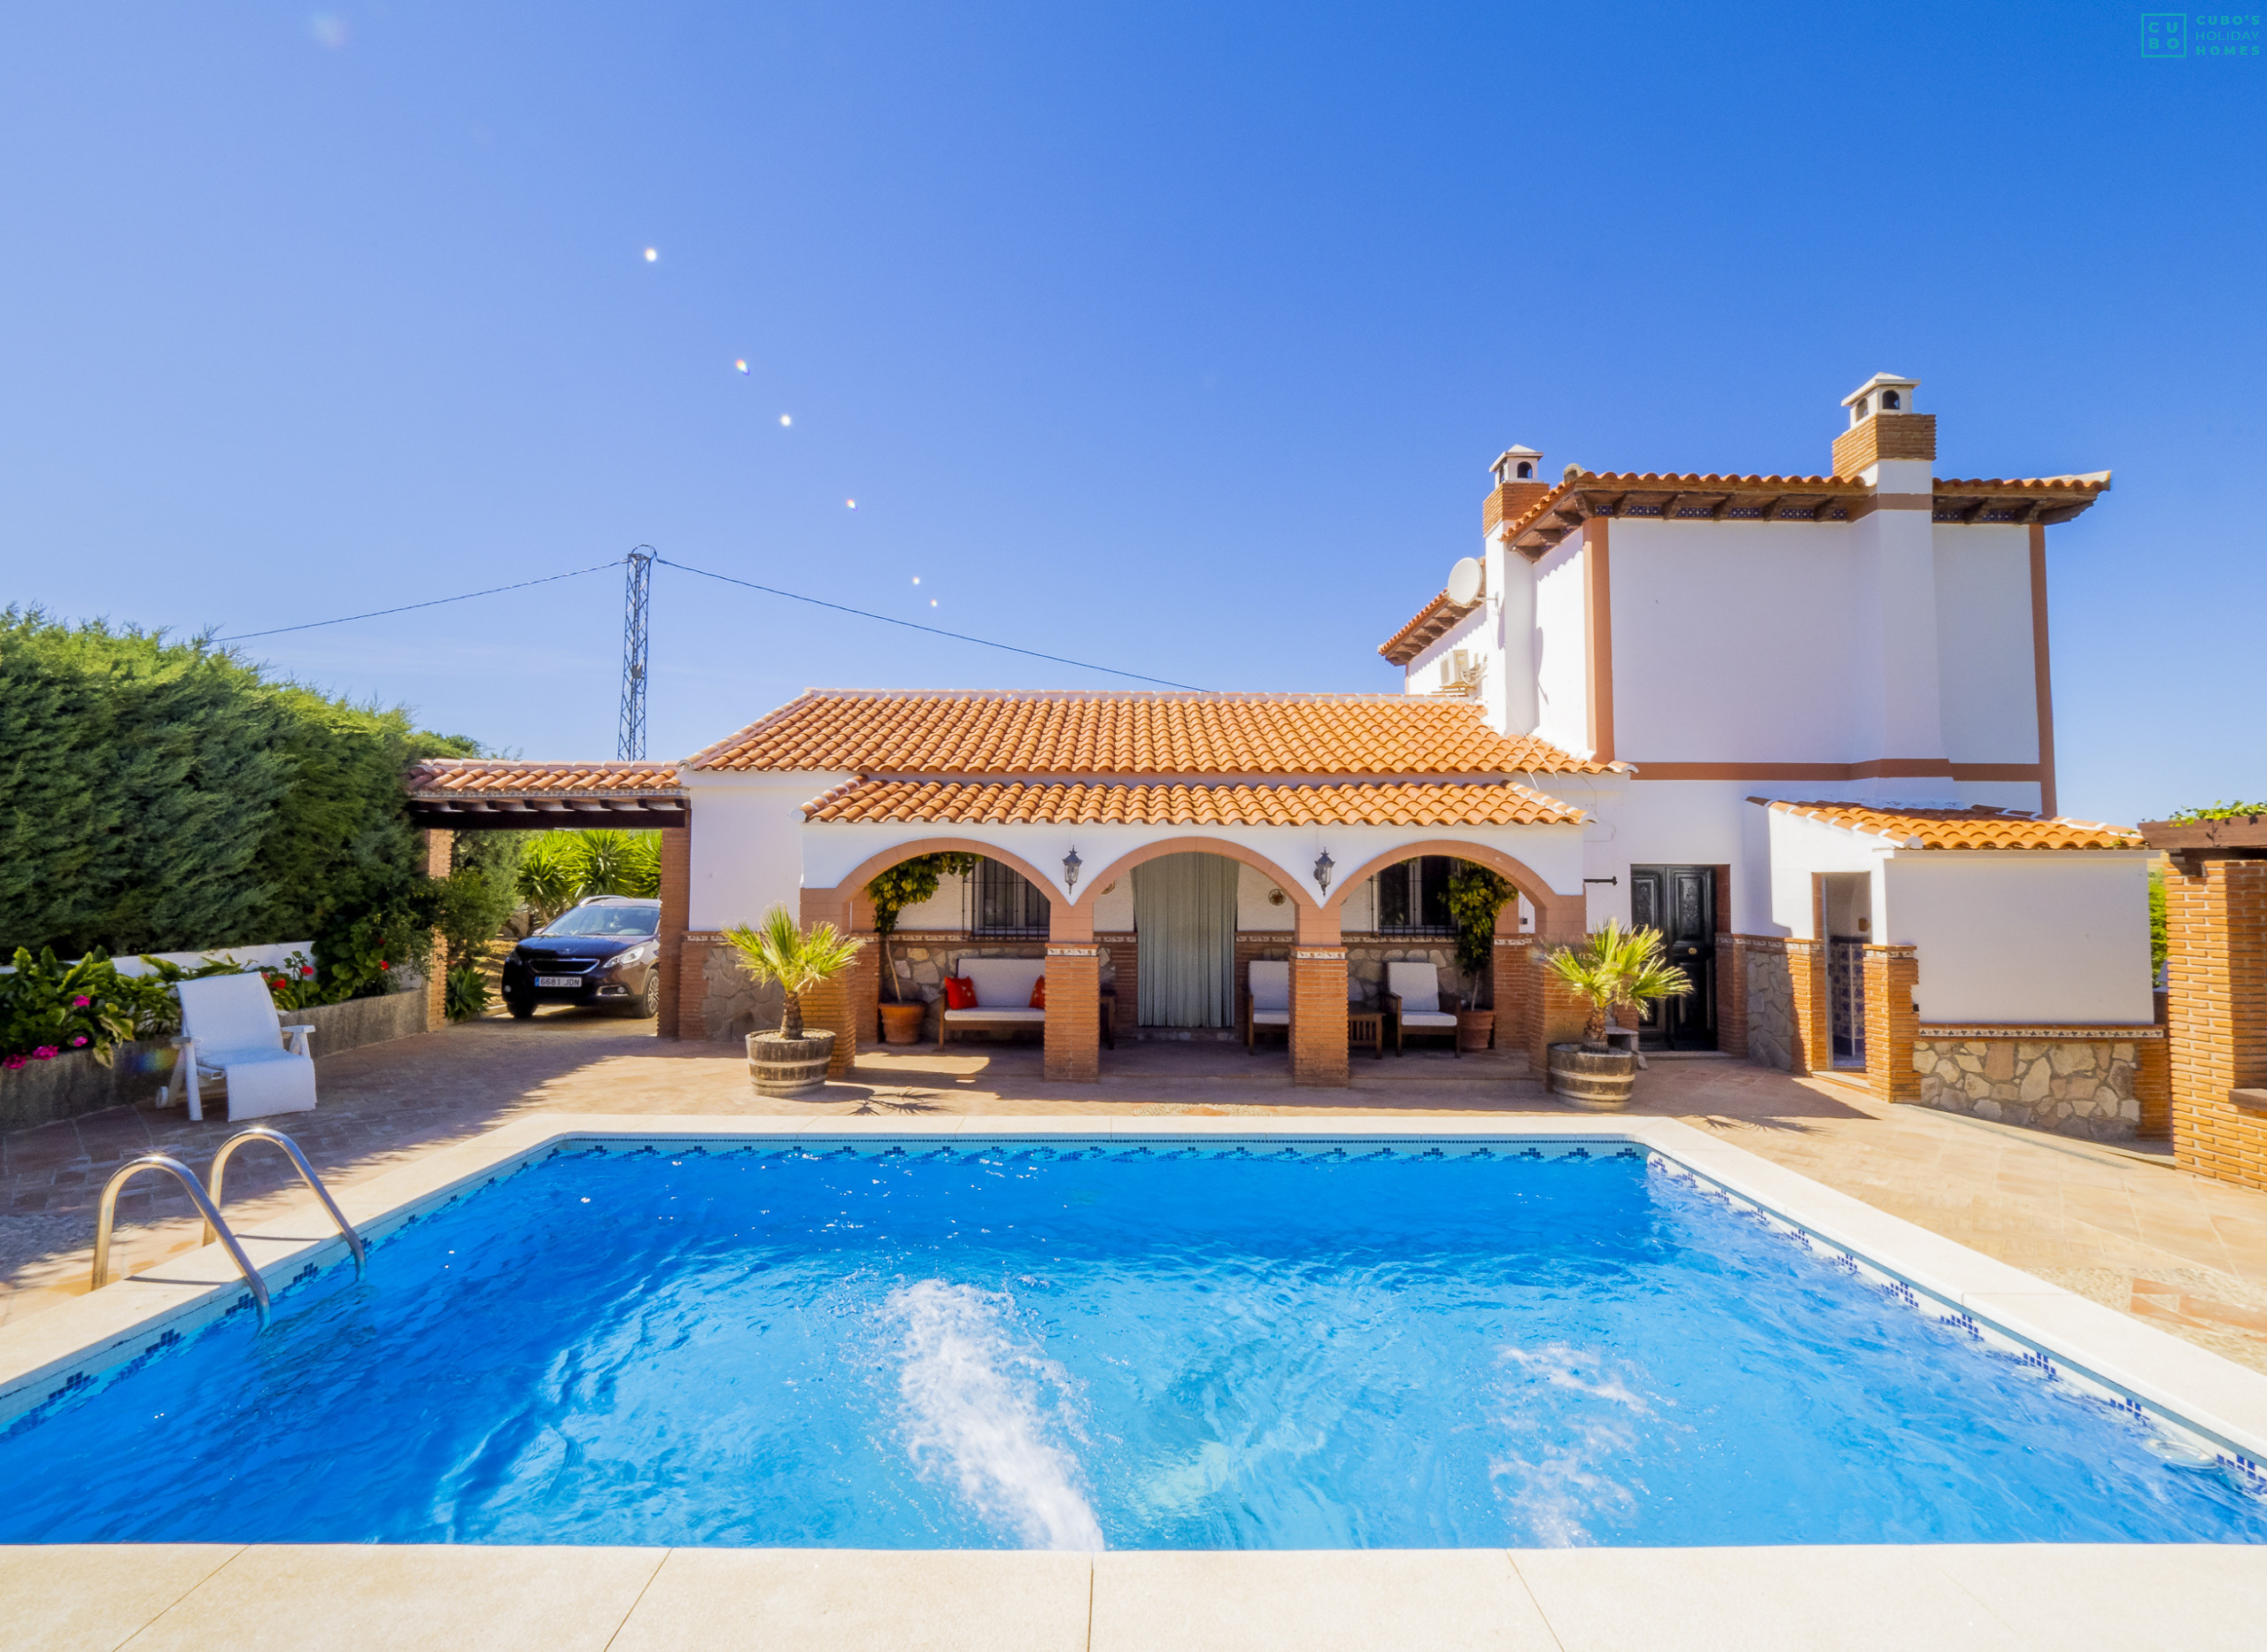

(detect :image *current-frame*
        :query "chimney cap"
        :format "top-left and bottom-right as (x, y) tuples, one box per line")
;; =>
(1490, 444), (1544, 484)
(1840, 373), (1919, 409)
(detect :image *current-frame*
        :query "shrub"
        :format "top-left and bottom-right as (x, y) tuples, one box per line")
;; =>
(514, 830), (662, 929)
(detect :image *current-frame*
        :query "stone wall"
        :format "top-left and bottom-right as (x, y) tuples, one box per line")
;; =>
(1745, 942), (1795, 1070)
(1345, 943), (1459, 1012)
(1914, 1034), (2151, 1142)
(698, 943), (785, 1043)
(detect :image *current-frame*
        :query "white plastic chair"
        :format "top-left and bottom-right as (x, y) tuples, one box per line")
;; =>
(159, 975), (318, 1123)
(1386, 961), (1460, 1056)
(1244, 961), (1290, 1052)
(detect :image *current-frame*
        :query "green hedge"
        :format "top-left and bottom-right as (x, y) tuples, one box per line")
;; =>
(0, 608), (477, 980)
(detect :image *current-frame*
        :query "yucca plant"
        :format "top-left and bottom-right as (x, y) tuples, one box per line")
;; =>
(721, 906), (865, 1038)
(1544, 919), (1692, 1048)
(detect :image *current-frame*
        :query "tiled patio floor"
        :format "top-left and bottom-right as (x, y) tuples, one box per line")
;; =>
(6, 1010), (2267, 1372)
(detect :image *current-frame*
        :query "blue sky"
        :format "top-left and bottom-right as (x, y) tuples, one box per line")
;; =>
(3, 3), (2259, 823)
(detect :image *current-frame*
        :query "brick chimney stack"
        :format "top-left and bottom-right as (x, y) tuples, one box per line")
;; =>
(1482, 444), (1550, 537)
(1832, 374), (1935, 475)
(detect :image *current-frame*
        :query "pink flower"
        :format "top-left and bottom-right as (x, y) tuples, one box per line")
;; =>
(3, 1054), (22, 1070)
(71, 995), (92, 1007)
(70, 1035), (89, 1047)
(33, 1046), (58, 1061)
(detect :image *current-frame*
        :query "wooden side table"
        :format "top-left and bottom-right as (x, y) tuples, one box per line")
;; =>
(1347, 1010), (1384, 1059)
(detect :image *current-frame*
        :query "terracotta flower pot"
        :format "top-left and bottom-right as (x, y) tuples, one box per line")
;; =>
(747, 1030), (836, 1097)
(1455, 1008), (1495, 1052)
(1547, 1042), (1638, 1110)
(878, 1001), (926, 1045)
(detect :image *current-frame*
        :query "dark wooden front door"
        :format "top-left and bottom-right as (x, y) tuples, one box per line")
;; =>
(1629, 865), (1717, 1051)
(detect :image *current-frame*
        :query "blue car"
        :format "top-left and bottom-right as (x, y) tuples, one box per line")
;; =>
(501, 896), (663, 1019)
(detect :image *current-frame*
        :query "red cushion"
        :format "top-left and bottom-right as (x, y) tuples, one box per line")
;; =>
(943, 977), (978, 1010)
(1029, 975), (1048, 1009)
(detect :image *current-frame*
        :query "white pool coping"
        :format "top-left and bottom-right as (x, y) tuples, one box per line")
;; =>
(5, 1111), (2265, 1478)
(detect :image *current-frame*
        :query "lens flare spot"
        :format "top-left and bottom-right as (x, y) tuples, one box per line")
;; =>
(309, 16), (348, 48)
(846, 498), (857, 509)
(930, 599), (939, 607)
(911, 576), (921, 584)
(734, 359), (748, 374)
(643, 247), (658, 262)
(779, 414), (792, 427)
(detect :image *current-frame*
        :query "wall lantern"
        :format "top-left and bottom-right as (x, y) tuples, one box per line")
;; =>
(1063, 846), (1082, 892)
(1312, 849), (1334, 895)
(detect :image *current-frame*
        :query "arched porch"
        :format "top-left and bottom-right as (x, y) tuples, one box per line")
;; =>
(793, 829), (1589, 1089)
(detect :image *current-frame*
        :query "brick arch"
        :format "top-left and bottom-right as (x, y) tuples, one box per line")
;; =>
(1321, 838), (1584, 940)
(1069, 838), (1319, 917)
(805, 835), (1064, 929)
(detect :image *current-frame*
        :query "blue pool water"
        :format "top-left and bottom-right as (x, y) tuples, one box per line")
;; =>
(4, 1138), (2262, 1548)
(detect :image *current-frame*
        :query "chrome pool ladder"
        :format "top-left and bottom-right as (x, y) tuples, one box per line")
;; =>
(89, 1128), (368, 1330)
(202, 1126), (367, 1280)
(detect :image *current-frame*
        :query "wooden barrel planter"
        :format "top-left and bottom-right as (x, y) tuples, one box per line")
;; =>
(878, 1002), (926, 1045)
(1547, 1042), (1638, 1111)
(747, 1031), (836, 1097)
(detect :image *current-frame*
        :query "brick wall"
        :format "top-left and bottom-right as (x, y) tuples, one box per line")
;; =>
(1289, 947), (1350, 1086)
(1523, 950), (1590, 1073)
(1098, 933), (1137, 1038)
(2164, 856), (2267, 1192)
(1783, 939), (1830, 1077)
(1716, 936), (1752, 1058)
(1861, 946), (1920, 1102)
(1043, 944), (1102, 1081)
(1830, 413), (1937, 474)
(2138, 990), (2172, 1139)
(422, 829), (452, 1030)
(1493, 935), (1533, 1050)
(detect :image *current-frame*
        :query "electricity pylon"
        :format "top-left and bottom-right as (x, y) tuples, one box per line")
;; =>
(618, 545), (656, 760)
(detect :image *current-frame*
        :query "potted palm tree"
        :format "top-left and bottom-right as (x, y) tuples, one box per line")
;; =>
(723, 906), (866, 1096)
(1544, 919), (1691, 1110)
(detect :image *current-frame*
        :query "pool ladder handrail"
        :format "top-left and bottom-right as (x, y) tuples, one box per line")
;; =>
(203, 1126), (368, 1280)
(90, 1155), (271, 1327)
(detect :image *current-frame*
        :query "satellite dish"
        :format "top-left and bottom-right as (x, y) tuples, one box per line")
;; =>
(1446, 557), (1483, 606)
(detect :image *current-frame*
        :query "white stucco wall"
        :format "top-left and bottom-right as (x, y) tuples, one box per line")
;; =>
(684, 773), (843, 931)
(1606, 519), (1860, 763)
(1531, 537), (1591, 758)
(1932, 523), (2039, 766)
(1886, 853), (2155, 1025)
(1493, 538), (1538, 737)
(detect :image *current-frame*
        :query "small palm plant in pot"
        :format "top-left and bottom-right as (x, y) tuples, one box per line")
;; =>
(723, 906), (865, 1096)
(1543, 920), (1691, 1110)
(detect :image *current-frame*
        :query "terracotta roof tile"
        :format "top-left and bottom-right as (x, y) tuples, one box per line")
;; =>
(806, 778), (1586, 828)
(1377, 591), (1482, 665)
(405, 759), (685, 798)
(691, 691), (1614, 777)
(1754, 799), (2141, 851)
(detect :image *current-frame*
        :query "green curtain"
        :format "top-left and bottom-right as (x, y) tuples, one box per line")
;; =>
(1134, 853), (1237, 1027)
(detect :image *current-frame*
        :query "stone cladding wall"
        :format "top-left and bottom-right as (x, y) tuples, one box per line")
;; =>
(1914, 1035), (2146, 1141)
(1745, 942), (1796, 1070)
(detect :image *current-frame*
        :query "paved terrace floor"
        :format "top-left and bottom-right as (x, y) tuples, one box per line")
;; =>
(5, 1012), (2267, 1374)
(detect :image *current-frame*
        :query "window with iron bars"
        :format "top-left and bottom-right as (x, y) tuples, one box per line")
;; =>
(965, 857), (1051, 937)
(1370, 855), (1460, 936)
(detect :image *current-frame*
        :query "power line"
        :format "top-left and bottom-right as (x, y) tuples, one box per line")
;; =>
(213, 560), (623, 641)
(654, 555), (1209, 691)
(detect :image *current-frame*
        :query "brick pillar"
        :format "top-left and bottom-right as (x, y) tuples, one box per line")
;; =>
(1861, 945), (1920, 1102)
(2165, 857), (2267, 1191)
(1100, 934), (1137, 1039)
(1716, 936), (1751, 1056)
(1524, 948), (1591, 1074)
(799, 889), (865, 1077)
(1783, 938), (1830, 1077)
(655, 823), (691, 1040)
(2136, 991), (2172, 1139)
(1491, 930), (1533, 1055)
(677, 935), (715, 1040)
(1289, 907), (1348, 1087)
(422, 828), (453, 1030)
(1043, 904), (1100, 1082)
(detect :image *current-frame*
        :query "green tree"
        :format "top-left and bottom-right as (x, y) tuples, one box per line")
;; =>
(1443, 863), (1515, 1009)
(864, 852), (979, 1001)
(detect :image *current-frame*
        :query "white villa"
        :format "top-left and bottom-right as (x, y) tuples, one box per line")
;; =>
(407, 376), (2164, 1136)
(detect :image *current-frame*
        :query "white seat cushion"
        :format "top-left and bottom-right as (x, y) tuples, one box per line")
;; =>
(1250, 1008), (1289, 1027)
(957, 958), (1046, 1009)
(1399, 1010), (1458, 1029)
(942, 1007), (1046, 1023)
(1247, 961), (1290, 1013)
(1386, 961), (1444, 1014)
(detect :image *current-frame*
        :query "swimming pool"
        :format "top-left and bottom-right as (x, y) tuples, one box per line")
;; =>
(3, 1129), (2263, 1549)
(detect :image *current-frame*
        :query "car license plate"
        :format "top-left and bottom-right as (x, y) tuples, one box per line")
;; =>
(536, 976), (583, 989)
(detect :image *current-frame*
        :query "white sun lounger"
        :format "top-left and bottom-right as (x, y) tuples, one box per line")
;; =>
(160, 974), (319, 1123)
